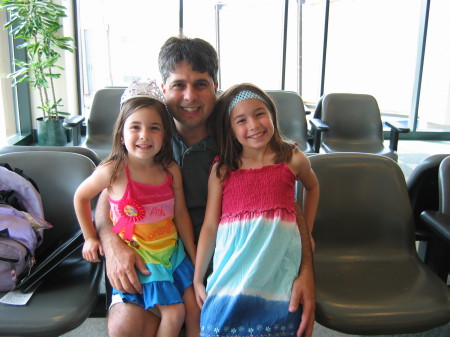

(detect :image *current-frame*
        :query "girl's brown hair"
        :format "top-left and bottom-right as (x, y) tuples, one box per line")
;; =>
(101, 97), (175, 185)
(214, 83), (294, 179)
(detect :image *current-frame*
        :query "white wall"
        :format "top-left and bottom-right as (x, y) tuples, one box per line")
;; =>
(0, 10), (15, 145)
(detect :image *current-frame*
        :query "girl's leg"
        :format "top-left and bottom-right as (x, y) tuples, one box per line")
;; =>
(155, 303), (185, 337)
(183, 285), (201, 337)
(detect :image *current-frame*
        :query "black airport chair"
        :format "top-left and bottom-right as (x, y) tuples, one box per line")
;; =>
(308, 153), (450, 335)
(0, 151), (103, 336)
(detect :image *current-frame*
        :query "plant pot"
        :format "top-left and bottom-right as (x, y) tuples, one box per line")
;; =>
(36, 117), (67, 146)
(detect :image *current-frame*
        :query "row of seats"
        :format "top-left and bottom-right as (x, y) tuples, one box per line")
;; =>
(81, 88), (409, 161)
(0, 146), (448, 336)
(0, 87), (447, 335)
(82, 88), (321, 158)
(2, 145), (447, 278)
(57, 88), (442, 264)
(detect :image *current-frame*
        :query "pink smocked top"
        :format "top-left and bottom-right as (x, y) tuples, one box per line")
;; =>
(221, 163), (297, 221)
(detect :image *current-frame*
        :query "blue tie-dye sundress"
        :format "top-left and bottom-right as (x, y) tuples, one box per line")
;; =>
(200, 163), (303, 337)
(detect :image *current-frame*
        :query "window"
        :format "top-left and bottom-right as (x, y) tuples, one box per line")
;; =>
(325, 0), (421, 120)
(418, 0), (450, 132)
(2, 0), (448, 142)
(77, 0), (179, 112)
(208, 0), (285, 90)
(297, 0), (326, 104)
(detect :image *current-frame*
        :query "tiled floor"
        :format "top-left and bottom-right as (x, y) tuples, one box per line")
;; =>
(63, 140), (450, 337)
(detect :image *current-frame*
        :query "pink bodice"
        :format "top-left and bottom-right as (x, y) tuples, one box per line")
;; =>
(221, 163), (297, 220)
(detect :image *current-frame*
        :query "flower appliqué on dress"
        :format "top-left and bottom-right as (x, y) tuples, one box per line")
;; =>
(110, 198), (146, 241)
(200, 323), (293, 337)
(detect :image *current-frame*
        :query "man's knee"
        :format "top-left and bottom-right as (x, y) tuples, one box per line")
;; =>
(108, 303), (160, 337)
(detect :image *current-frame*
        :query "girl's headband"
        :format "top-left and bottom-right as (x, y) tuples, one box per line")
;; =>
(228, 90), (268, 115)
(120, 79), (166, 107)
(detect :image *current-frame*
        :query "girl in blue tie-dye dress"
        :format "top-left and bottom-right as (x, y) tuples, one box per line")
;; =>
(193, 83), (319, 337)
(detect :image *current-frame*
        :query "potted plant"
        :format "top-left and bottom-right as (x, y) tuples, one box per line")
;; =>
(0, 0), (75, 145)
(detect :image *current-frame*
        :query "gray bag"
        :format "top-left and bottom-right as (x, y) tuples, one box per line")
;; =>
(0, 227), (34, 292)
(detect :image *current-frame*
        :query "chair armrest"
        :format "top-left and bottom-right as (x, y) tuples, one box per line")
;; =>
(384, 121), (410, 152)
(309, 118), (329, 153)
(420, 210), (450, 243)
(310, 118), (329, 131)
(64, 116), (85, 146)
(65, 115), (85, 127)
(384, 120), (410, 133)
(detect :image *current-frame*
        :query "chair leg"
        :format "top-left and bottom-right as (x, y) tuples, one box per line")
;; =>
(417, 240), (428, 261)
(105, 269), (113, 309)
(426, 235), (450, 282)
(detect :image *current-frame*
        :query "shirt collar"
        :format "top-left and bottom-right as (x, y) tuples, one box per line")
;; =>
(173, 131), (217, 152)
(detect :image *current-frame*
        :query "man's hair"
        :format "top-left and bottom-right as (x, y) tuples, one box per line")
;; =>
(158, 35), (219, 84)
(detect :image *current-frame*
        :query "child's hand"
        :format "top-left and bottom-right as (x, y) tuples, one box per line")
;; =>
(82, 237), (103, 262)
(193, 280), (207, 309)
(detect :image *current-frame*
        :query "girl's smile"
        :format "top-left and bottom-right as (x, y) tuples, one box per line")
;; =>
(247, 131), (266, 139)
(136, 144), (153, 148)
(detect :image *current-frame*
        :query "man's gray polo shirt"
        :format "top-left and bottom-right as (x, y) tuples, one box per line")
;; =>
(172, 134), (219, 243)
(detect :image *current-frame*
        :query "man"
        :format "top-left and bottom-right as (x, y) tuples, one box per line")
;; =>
(95, 35), (315, 337)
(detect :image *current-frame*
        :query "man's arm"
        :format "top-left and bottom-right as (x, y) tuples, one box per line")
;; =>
(290, 202), (315, 337)
(95, 190), (149, 294)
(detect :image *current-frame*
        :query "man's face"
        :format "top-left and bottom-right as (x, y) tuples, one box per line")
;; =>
(162, 61), (217, 132)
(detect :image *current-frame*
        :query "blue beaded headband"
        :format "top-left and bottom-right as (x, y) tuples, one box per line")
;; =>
(228, 90), (268, 115)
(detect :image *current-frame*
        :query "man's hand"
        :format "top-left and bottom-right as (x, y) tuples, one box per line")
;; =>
(104, 234), (150, 294)
(95, 189), (150, 294)
(289, 271), (316, 337)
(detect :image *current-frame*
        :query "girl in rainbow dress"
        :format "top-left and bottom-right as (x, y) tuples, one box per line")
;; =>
(74, 79), (199, 337)
(193, 83), (319, 337)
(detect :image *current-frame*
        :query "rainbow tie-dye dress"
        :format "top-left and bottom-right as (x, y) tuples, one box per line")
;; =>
(109, 166), (194, 309)
(200, 163), (302, 337)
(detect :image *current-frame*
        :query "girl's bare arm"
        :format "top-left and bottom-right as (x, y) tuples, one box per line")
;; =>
(193, 163), (223, 308)
(74, 163), (114, 241)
